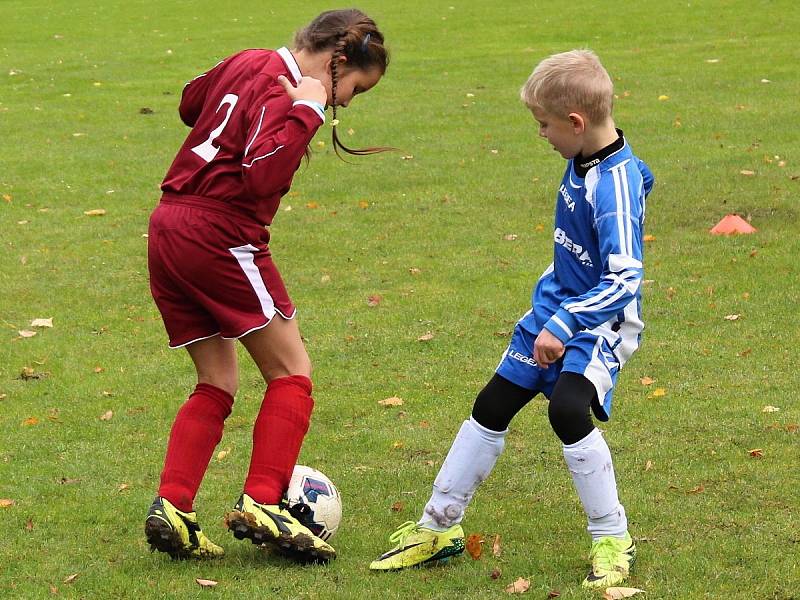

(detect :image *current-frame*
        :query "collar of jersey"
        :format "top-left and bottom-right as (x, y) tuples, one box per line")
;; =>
(276, 47), (303, 85)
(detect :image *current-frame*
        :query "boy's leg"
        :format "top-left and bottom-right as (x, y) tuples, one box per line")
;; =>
(370, 373), (535, 570)
(549, 371), (634, 587)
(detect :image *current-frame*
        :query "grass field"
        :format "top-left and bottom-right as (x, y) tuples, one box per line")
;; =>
(2, 1), (799, 598)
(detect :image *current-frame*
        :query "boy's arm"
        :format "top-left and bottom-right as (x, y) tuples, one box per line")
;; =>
(543, 171), (644, 344)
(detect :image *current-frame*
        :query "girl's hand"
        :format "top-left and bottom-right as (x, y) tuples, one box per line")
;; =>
(533, 328), (565, 368)
(277, 75), (327, 106)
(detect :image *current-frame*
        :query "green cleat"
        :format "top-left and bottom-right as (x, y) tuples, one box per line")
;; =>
(369, 521), (465, 571)
(224, 493), (336, 564)
(144, 496), (224, 560)
(582, 532), (636, 588)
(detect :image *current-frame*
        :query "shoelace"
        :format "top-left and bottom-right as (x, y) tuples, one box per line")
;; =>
(589, 537), (624, 571)
(388, 521), (420, 546)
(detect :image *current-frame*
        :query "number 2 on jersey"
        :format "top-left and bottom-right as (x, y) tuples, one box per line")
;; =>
(190, 93), (239, 163)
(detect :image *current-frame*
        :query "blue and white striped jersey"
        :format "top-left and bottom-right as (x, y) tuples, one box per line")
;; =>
(519, 136), (654, 367)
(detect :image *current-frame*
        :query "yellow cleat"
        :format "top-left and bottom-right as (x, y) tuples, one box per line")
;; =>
(144, 496), (224, 560)
(225, 493), (336, 563)
(582, 532), (636, 588)
(369, 521), (465, 571)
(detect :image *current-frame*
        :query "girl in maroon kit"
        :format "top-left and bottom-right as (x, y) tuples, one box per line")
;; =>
(144, 9), (389, 563)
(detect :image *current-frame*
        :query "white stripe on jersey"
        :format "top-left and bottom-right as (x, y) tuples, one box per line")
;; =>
(244, 106), (266, 158)
(228, 244), (276, 319)
(242, 145), (285, 168)
(550, 315), (574, 338)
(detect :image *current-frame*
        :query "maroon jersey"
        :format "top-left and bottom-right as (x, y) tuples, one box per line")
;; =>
(160, 47), (325, 226)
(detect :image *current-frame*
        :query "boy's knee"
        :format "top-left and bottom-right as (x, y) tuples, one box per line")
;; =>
(548, 372), (595, 445)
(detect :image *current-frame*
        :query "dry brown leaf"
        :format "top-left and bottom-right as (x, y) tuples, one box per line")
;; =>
(724, 314), (740, 321)
(390, 501), (404, 512)
(645, 460), (653, 471)
(378, 396), (404, 407)
(216, 447), (231, 461)
(94, 366), (104, 373)
(748, 448), (764, 458)
(391, 441), (404, 449)
(22, 416), (39, 426)
(117, 483), (130, 492)
(640, 376), (655, 386)
(59, 477), (80, 485)
(18, 330), (37, 338)
(739, 170), (755, 176)
(0, 499), (15, 508)
(505, 577), (531, 594)
(358, 200), (369, 209)
(367, 294), (382, 307)
(99, 410), (113, 421)
(305, 202), (319, 209)
(503, 234), (518, 241)
(603, 587), (645, 599)
(547, 592), (561, 599)
(30, 318), (53, 328)
(409, 267), (422, 275)
(687, 484), (705, 494)
(195, 579), (218, 588)
(490, 567), (502, 580)
(649, 388), (666, 398)
(466, 533), (484, 560)
(63, 574), (79, 584)
(49, 585), (58, 595)
(492, 534), (502, 557)
(417, 331), (435, 342)
(643, 234), (656, 242)
(785, 424), (799, 433)
(0, 393), (6, 401)
(83, 209), (106, 216)
(762, 405), (780, 413)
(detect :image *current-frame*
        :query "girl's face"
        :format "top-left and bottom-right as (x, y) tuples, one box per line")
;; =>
(328, 64), (383, 108)
(531, 105), (583, 159)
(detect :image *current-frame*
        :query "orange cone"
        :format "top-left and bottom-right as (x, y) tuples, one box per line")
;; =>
(710, 214), (757, 235)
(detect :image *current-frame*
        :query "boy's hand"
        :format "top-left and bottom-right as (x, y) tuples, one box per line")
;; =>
(277, 75), (327, 106)
(533, 329), (565, 368)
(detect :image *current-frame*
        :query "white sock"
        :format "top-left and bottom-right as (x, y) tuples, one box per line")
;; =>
(562, 427), (628, 540)
(419, 417), (506, 531)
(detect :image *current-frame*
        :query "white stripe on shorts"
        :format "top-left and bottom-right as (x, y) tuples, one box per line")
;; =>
(228, 244), (276, 320)
(583, 336), (614, 409)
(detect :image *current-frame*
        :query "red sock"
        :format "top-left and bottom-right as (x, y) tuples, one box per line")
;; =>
(244, 375), (314, 504)
(158, 383), (233, 512)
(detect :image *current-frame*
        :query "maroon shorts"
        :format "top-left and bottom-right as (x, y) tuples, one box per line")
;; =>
(148, 197), (295, 348)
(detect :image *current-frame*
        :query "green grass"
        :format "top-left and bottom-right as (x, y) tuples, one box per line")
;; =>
(2, 1), (799, 598)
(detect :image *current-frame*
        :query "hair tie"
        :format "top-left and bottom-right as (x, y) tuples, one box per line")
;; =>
(361, 33), (371, 51)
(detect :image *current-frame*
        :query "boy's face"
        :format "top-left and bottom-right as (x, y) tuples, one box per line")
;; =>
(531, 106), (583, 159)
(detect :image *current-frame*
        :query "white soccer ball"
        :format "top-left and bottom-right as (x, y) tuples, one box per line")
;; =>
(284, 465), (342, 541)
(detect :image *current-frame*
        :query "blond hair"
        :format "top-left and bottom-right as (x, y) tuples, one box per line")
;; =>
(520, 49), (613, 124)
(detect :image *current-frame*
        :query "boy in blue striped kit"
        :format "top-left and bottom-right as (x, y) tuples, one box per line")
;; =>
(371, 50), (654, 588)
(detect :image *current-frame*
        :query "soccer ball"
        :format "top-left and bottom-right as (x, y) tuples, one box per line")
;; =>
(284, 465), (342, 541)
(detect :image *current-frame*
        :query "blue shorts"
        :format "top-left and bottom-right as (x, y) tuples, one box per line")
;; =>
(495, 324), (620, 420)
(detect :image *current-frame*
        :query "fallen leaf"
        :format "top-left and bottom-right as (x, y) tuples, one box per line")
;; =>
(30, 318), (53, 328)
(99, 410), (113, 421)
(320, 274), (331, 284)
(390, 501), (404, 512)
(409, 267), (422, 275)
(417, 331), (435, 342)
(59, 477), (81, 485)
(739, 170), (755, 177)
(117, 483), (130, 492)
(645, 460), (653, 471)
(0, 393), (6, 401)
(640, 376), (655, 386)
(22, 417), (40, 426)
(737, 348), (752, 357)
(0, 499), (15, 508)
(378, 396), (404, 407)
(367, 294), (382, 307)
(492, 534), (502, 557)
(63, 574), (79, 584)
(503, 234), (518, 241)
(139, 107), (154, 114)
(762, 405), (780, 413)
(658, 94), (669, 101)
(391, 441), (404, 449)
(705, 58), (720, 63)
(604, 588), (645, 599)
(724, 314), (740, 321)
(505, 577), (531, 594)
(687, 484), (704, 494)
(785, 424), (799, 433)
(18, 330), (37, 338)
(547, 592), (561, 599)
(358, 200), (369, 209)
(83, 209), (106, 216)
(49, 585), (58, 595)
(466, 534), (484, 560)
(216, 447), (231, 461)
(305, 202), (319, 209)
(490, 567), (502, 579)
(643, 234), (656, 242)
(649, 388), (666, 398)
(748, 448), (763, 458)
(94, 366), (104, 373)
(195, 579), (218, 588)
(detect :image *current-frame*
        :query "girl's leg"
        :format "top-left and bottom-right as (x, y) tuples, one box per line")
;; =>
(158, 336), (238, 511)
(238, 315), (313, 504)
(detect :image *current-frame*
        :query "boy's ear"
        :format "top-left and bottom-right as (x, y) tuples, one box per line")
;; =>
(568, 112), (585, 134)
